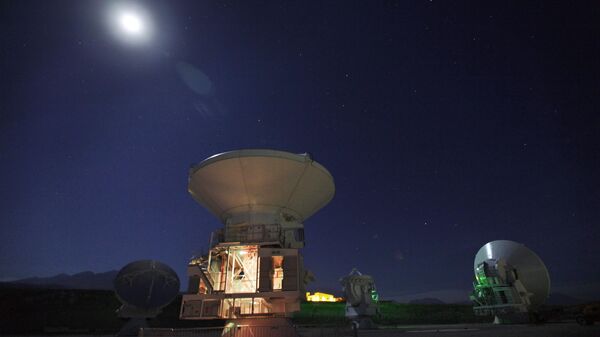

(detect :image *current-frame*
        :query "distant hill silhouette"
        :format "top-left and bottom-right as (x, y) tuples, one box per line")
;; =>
(4, 270), (117, 290)
(305, 286), (344, 297)
(546, 292), (586, 305)
(449, 293), (586, 306)
(409, 298), (445, 305)
(448, 292), (587, 305)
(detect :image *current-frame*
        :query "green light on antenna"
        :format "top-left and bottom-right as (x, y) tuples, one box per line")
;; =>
(371, 290), (379, 302)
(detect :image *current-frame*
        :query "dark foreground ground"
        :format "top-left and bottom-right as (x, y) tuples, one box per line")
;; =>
(299, 322), (600, 337)
(0, 287), (596, 336)
(1, 323), (599, 337)
(0, 287), (490, 334)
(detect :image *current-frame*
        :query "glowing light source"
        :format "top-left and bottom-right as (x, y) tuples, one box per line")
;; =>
(370, 289), (379, 302)
(306, 292), (344, 302)
(106, 3), (153, 46)
(118, 12), (144, 35)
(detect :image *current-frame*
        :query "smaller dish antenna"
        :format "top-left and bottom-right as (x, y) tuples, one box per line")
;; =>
(340, 268), (379, 329)
(113, 260), (180, 336)
(469, 240), (550, 323)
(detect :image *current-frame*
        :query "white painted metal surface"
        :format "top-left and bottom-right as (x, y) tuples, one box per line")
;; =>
(188, 149), (335, 223)
(474, 240), (550, 308)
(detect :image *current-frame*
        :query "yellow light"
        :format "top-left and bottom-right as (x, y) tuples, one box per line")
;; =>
(306, 292), (343, 302)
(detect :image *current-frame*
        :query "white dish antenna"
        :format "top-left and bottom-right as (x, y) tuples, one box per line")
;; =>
(474, 240), (550, 308)
(114, 260), (180, 312)
(188, 149), (335, 223)
(340, 268), (379, 329)
(113, 260), (180, 336)
(341, 269), (377, 306)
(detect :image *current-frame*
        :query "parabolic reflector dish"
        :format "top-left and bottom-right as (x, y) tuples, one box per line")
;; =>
(188, 149), (335, 223)
(344, 275), (376, 306)
(114, 260), (180, 310)
(474, 240), (550, 308)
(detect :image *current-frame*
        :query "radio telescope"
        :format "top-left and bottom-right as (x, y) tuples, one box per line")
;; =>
(340, 268), (379, 329)
(113, 260), (180, 336)
(469, 240), (550, 323)
(179, 149), (335, 335)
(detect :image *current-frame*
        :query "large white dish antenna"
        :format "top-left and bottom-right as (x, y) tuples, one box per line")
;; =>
(474, 240), (550, 308)
(188, 149), (335, 223)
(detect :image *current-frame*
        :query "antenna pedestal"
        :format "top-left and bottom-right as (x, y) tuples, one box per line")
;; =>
(116, 317), (149, 336)
(222, 318), (299, 337)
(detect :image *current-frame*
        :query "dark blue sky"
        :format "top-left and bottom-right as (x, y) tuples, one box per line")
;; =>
(1, 1), (599, 301)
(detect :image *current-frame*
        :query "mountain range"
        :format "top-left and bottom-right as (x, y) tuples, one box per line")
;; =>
(2, 270), (118, 290)
(1, 271), (591, 305)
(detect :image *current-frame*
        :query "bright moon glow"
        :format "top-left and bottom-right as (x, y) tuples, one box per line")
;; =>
(119, 12), (144, 35)
(107, 4), (153, 46)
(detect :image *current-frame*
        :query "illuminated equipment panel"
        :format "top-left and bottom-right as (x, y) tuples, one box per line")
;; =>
(182, 246), (303, 319)
(180, 150), (335, 320)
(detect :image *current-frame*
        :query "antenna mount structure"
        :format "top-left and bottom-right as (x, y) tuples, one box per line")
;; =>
(469, 240), (550, 323)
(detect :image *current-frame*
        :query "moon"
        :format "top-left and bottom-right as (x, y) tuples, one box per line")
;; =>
(107, 3), (153, 46)
(118, 12), (144, 35)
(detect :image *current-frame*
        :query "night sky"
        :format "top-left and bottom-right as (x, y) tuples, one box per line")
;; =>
(1, 1), (599, 302)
